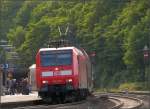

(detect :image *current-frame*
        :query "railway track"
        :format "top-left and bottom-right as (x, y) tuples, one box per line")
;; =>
(109, 94), (143, 109)
(12, 100), (86, 109)
(1, 93), (144, 109)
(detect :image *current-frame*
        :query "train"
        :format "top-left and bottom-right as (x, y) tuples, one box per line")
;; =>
(35, 46), (93, 102)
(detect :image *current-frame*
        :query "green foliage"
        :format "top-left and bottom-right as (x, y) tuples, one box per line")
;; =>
(14, 1), (40, 27)
(7, 26), (26, 47)
(118, 82), (147, 91)
(1, 0), (150, 89)
(0, 0), (24, 40)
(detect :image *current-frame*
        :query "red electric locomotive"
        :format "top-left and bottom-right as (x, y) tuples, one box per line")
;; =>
(36, 46), (93, 102)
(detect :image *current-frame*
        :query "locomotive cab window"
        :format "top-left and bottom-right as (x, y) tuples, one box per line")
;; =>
(40, 50), (72, 66)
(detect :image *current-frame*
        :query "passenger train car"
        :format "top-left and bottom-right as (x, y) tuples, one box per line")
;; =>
(29, 64), (37, 91)
(36, 46), (93, 102)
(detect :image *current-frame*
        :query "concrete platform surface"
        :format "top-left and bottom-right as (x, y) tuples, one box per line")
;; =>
(1, 92), (41, 103)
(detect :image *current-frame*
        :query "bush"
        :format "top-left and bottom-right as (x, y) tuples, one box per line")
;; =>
(118, 82), (146, 91)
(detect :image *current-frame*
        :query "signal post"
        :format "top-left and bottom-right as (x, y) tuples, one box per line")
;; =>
(143, 45), (150, 98)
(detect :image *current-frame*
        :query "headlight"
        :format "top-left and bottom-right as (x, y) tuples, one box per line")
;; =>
(60, 70), (72, 75)
(42, 80), (48, 84)
(66, 79), (72, 83)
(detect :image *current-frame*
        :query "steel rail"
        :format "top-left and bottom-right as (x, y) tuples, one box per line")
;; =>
(109, 97), (124, 109)
(109, 95), (143, 109)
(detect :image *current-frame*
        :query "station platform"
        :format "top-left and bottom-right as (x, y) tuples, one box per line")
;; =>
(1, 92), (41, 104)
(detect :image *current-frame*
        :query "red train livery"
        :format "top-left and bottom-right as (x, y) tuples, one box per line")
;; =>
(36, 46), (93, 102)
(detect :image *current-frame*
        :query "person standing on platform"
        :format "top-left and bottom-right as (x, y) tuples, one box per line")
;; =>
(7, 78), (14, 95)
(21, 78), (29, 95)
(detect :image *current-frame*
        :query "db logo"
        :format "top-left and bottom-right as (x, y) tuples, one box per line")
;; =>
(54, 71), (60, 76)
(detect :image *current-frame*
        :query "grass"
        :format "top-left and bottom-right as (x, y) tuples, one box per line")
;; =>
(94, 82), (149, 93)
